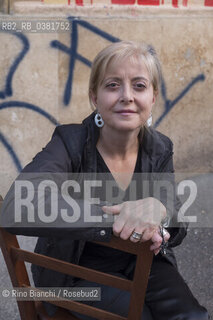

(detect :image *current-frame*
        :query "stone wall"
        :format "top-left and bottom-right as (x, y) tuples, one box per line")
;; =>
(0, 1), (213, 196)
(13, 0), (213, 8)
(11, 0), (213, 8)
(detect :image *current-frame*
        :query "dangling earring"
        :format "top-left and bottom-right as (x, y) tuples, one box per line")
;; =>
(146, 113), (152, 127)
(94, 112), (104, 128)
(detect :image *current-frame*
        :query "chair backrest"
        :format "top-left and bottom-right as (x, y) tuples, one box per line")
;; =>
(0, 196), (153, 320)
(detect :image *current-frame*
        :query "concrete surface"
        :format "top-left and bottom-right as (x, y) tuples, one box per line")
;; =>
(0, 174), (212, 319)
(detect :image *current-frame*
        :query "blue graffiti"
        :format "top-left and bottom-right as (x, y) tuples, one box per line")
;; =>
(0, 32), (60, 172)
(0, 130), (22, 172)
(51, 17), (120, 106)
(154, 74), (205, 128)
(51, 17), (206, 129)
(0, 101), (60, 171)
(0, 20), (207, 174)
(0, 101), (60, 126)
(0, 32), (30, 99)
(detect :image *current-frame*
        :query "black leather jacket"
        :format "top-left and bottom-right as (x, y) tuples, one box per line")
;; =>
(1, 112), (188, 302)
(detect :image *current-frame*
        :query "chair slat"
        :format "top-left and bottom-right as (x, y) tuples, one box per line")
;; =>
(128, 241), (153, 319)
(27, 286), (127, 320)
(0, 227), (37, 320)
(93, 237), (143, 254)
(11, 247), (132, 291)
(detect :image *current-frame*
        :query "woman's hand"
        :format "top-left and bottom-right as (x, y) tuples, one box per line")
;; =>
(102, 197), (169, 253)
(150, 228), (170, 255)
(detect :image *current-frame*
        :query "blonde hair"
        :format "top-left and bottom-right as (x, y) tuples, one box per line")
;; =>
(89, 40), (162, 108)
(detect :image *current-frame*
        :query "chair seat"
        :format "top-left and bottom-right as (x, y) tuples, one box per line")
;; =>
(36, 301), (80, 320)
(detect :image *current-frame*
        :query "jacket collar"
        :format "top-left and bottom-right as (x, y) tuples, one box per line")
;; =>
(141, 127), (173, 172)
(82, 112), (99, 173)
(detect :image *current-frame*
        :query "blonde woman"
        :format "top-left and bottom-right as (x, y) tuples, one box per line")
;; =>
(2, 41), (209, 319)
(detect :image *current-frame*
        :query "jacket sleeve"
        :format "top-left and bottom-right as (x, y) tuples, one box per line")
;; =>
(0, 127), (112, 241)
(159, 153), (188, 248)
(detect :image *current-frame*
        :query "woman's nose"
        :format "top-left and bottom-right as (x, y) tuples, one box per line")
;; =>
(119, 85), (134, 103)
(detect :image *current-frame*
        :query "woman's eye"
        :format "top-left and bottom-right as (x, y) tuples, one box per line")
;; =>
(134, 83), (146, 89)
(106, 82), (119, 88)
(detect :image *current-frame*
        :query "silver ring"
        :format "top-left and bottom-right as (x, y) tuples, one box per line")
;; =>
(131, 231), (143, 240)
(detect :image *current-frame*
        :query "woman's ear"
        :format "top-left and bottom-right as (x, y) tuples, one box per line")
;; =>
(90, 90), (98, 108)
(152, 91), (158, 107)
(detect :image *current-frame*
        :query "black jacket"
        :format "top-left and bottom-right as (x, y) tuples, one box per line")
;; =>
(1, 112), (188, 309)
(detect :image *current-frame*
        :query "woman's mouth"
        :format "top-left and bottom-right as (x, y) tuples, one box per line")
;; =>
(116, 109), (136, 115)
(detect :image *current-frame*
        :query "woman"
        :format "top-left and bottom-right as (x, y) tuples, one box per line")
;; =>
(2, 41), (210, 319)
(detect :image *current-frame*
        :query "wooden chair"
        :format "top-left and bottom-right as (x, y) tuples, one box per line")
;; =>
(0, 196), (153, 320)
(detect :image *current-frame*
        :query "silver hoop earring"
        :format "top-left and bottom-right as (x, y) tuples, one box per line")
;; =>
(94, 112), (104, 128)
(146, 114), (152, 127)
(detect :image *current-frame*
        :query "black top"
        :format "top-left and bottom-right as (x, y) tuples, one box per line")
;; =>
(78, 146), (142, 274)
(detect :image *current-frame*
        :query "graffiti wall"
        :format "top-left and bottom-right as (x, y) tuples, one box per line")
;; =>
(0, 3), (213, 196)
(41, 0), (213, 7)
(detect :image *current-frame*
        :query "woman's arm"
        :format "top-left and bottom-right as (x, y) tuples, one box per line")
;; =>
(0, 127), (112, 241)
(100, 154), (188, 252)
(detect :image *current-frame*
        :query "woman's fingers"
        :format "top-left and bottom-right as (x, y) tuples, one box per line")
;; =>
(120, 226), (135, 240)
(103, 203), (130, 236)
(102, 204), (122, 215)
(128, 225), (157, 243)
(150, 228), (170, 255)
(150, 231), (163, 250)
(113, 216), (127, 236)
(153, 248), (161, 255)
(163, 229), (170, 242)
(102, 199), (169, 246)
(102, 205), (123, 236)
(140, 227), (157, 242)
(130, 229), (145, 243)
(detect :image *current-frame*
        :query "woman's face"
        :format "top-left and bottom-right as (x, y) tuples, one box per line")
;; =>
(91, 57), (156, 134)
